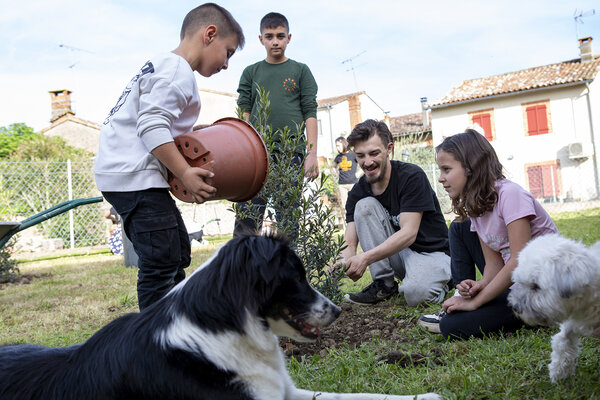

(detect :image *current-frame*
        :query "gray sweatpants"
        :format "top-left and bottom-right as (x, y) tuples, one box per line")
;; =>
(354, 197), (451, 306)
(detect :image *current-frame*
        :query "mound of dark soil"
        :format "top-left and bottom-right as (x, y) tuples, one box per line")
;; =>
(278, 302), (445, 366)
(0, 273), (51, 288)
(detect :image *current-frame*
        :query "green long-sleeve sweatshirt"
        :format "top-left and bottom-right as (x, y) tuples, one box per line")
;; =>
(237, 59), (318, 152)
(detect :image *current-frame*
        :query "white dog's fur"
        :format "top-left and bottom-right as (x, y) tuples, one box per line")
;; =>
(508, 234), (600, 382)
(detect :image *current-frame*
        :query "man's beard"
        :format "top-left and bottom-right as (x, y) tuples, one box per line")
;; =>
(365, 158), (388, 184)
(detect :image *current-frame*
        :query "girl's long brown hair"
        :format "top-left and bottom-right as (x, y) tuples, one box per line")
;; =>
(436, 129), (505, 221)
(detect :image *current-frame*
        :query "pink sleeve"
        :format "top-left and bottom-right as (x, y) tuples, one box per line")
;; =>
(498, 183), (536, 226)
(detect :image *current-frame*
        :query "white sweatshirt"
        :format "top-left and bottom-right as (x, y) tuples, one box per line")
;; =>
(94, 52), (200, 192)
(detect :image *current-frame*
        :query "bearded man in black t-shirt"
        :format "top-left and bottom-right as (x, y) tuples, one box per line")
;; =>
(334, 119), (451, 306)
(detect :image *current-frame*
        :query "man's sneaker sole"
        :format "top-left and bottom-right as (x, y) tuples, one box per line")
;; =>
(343, 293), (377, 305)
(417, 319), (441, 334)
(343, 292), (397, 305)
(417, 312), (445, 334)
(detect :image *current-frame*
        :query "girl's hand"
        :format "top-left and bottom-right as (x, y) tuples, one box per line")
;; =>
(443, 295), (479, 314)
(456, 279), (484, 298)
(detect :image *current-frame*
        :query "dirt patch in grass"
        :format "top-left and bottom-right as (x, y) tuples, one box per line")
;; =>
(0, 273), (52, 288)
(279, 302), (445, 367)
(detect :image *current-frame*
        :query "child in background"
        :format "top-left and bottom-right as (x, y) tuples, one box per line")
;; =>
(418, 129), (558, 339)
(105, 206), (123, 255)
(332, 136), (358, 211)
(234, 12), (318, 237)
(94, 3), (245, 310)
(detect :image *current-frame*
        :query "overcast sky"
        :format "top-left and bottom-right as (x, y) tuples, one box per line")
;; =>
(1, 0), (599, 132)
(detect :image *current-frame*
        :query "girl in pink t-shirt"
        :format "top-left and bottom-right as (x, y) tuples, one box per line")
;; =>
(418, 129), (558, 340)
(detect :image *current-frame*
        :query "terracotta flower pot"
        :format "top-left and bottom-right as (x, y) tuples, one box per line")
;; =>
(168, 117), (268, 203)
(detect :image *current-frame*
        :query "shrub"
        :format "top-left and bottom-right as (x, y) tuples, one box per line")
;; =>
(0, 239), (19, 283)
(233, 85), (345, 302)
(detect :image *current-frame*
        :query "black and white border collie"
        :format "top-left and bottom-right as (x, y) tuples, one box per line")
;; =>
(0, 234), (441, 400)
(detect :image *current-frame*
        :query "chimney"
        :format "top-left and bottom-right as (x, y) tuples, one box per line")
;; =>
(348, 93), (362, 128)
(420, 97), (429, 127)
(579, 37), (593, 63)
(49, 89), (74, 122)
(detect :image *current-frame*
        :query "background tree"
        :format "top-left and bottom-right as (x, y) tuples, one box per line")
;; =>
(11, 134), (90, 161)
(0, 123), (37, 158)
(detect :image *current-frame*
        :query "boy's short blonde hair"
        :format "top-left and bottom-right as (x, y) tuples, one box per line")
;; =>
(180, 3), (245, 49)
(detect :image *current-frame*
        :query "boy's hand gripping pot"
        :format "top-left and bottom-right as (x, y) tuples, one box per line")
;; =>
(168, 117), (269, 203)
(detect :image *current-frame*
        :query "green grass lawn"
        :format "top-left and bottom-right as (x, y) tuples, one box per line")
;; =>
(1, 209), (599, 399)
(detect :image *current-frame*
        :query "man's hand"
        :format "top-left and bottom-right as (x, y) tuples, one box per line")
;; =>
(345, 253), (369, 281)
(304, 153), (319, 180)
(180, 166), (216, 204)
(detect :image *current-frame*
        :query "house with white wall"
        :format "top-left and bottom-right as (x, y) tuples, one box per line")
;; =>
(195, 88), (239, 126)
(430, 37), (600, 203)
(317, 91), (387, 158)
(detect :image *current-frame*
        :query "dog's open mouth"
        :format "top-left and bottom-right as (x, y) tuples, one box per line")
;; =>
(283, 309), (320, 340)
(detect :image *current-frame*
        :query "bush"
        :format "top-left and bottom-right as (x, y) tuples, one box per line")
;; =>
(233, 85), (345, 302)
(0, 239), (19, 283)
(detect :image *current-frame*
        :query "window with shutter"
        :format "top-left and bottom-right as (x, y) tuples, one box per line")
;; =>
(523, 101), (551, 136)
(469, 109), (495, 141)
(526, 161), (560, 200)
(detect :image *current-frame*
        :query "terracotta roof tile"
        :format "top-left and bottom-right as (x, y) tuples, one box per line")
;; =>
(432, 56), (600, 107)
(389, 112), (430, 136)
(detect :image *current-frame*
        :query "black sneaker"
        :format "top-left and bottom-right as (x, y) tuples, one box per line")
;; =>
(344, 280), (398, 305)
(417, 311), (446, 334)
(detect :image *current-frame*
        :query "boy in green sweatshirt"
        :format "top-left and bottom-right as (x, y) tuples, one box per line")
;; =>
(235, 12), (318, 236)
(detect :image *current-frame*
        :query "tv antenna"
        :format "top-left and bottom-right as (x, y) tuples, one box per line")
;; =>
(573, 9), (595, 40)
(58, 43), (94, 69)
(341, 50), (367, 90)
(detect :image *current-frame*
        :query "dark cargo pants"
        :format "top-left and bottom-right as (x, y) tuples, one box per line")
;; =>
(103, 188), (190, 310)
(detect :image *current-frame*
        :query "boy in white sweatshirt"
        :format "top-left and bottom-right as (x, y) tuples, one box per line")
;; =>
(94, 3), (245, 310)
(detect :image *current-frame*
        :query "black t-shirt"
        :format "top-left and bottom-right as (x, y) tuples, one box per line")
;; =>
(346, 160), (449, 254)
(334, 152), (359, 184)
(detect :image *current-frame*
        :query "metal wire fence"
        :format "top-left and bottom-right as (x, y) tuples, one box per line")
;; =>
(0, 160), (598, 253)
(0, 160), (106, 250)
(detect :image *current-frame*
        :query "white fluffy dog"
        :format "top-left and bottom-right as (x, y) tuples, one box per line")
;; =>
(508, 234), (600, 382)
